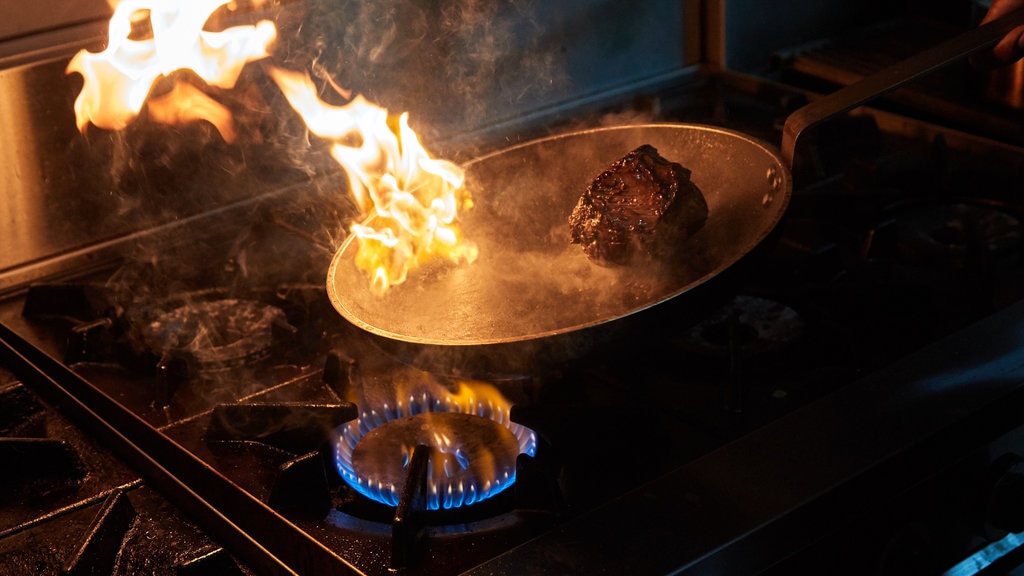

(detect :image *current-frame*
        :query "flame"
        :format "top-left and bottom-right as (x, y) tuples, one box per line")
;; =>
(334, 375), (537, 510)
(146, 81), (237, 142)
(66, 0), (276, 137)
(267, 66), (478, 295)
(69, 1), (477, 293)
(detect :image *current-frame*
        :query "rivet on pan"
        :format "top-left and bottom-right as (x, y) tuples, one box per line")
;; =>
(763, 166), (781, 205)
(766, 166), (782, 190)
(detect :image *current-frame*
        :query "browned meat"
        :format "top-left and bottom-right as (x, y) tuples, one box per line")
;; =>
(568, 144), (708, 265)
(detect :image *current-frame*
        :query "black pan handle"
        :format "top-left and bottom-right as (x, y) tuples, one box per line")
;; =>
(780, 8), (1024, 168)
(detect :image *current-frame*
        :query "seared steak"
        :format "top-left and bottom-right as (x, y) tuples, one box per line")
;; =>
(568, 144), (708, 265)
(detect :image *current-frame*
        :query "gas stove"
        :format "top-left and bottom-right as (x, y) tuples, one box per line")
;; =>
(1, 67), (1023, 574)
(3, 2), (1024, 575)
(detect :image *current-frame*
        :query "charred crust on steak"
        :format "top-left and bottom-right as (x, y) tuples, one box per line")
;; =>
(568, 144), (708, 266)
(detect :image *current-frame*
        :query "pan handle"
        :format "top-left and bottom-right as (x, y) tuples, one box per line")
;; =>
(780, 8), (1024, 168)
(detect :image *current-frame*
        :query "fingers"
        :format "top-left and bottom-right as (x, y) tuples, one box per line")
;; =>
(981, 0), (1024, 24)
(992, 24), (1024, 63)
(974, 0), (1024, 68)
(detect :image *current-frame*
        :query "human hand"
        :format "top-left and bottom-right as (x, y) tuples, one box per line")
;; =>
(973, 0), (1024, 68)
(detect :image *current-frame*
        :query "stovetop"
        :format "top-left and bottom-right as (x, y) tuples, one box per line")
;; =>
(2, 65), (1024, 575)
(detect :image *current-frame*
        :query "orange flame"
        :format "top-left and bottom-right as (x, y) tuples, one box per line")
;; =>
(268, 66), (478, 294)
(66, 0), (276, 137)
(69, 1), (477, 293)
(146, 81), (237, 142)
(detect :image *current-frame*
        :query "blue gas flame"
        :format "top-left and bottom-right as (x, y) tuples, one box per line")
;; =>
(334, 384), (537, 510)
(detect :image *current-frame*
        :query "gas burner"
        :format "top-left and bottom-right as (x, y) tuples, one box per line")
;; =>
(352, 413), (521, 507)
(141, 298), (290, 372)
(334, 381), (537, 511)
(892, 201), (1023, 272)
(674, 294), (806, 360)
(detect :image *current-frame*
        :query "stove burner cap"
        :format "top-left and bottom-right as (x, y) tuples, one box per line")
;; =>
(895, 202), (1022, 271)
(676, 294), (804, 358)
(352, 412), (520, 509)
(142, 299), (287, 371)
(334, 381), (537, 511)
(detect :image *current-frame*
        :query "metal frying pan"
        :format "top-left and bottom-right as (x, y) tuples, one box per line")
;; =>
(326, 9), (1024, 374)
(328, 123), (786, 343)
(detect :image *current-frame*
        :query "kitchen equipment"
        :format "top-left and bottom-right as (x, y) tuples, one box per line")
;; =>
(326, 6), (1024, 376)
(4, 2), (1024, 575)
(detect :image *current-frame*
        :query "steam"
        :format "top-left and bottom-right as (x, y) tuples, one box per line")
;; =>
(292, 0), (568, 143)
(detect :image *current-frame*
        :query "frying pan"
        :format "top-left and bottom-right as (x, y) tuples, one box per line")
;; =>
(326, 10), (1024, 376)
(329, 124), (782, 374)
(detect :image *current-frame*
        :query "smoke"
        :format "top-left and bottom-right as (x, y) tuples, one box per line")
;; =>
(69, 0), (576, 277)
(279, 0), (569, 143)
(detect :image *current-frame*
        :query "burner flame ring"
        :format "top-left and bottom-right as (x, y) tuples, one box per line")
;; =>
(334, 388), (537, 510)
